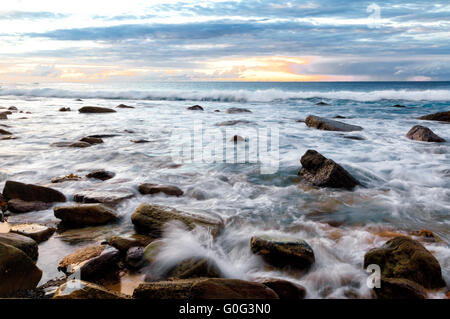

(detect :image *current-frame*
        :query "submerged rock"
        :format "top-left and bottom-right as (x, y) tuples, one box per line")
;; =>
(131, 139), (150, 143)
(51, 174), (82, 183)
(364, 236), (446, 289)
(2, 180), (66, 203)
(250, 236), (315, 271)
(0, 242), (42, 297)
(125, 247), (145, 269)
(86, 170), (115, 181)
(59, 107), (71, 112)
(79, 106), (116, 113)
(53, 280), (127, 299)
(10, 223), (56, 243)
(392, 104), (406, 108)
(316, 101), (329, 106)
(0, 232), (39, 261)
(54, 204), (118, 227)
(216, 120), (252, 126)
(79, 137), (104, 145)
(298, 150), (360, 189)
(258, 278), (306, 299)
(305, 115), (363, 132)
(131, 203), (223, 238)
(133, 278), (279, 299)
(117, 104), (134, 109)
(226, 107), (251, 114)
(418, 111), (450, 123)
(138, 183), (183, 197)
(73, 190), (134, 206)
(51, 141), (92, 148)
(406, 125), (445, 142)
(187, 105), (204, 111)
(7, 199), (52, 213)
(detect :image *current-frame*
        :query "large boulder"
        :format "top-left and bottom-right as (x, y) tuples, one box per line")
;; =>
(298, 150), (360, 189)
(133, 278), (279, 299)
(0, 232), (39, 261)
(138, 183), (183, 197)
(364, 236), (446, 289)
(258, 278), (306, 299)
(131, 203), (223, 238)
(0, 242), (42, 297)
(78, 106), (116, 113)
(3, 181), (66, 203)
(9, 223), (55, 243)
(418, 111), (450, 123)
(73, 190), (134, 206)
(7, 199), (52, 213)
(250, 236), (315, 271)
(53, 280), (126, 299)
(305, 115), (363, 132)
(54, 204), (118, 227)
(406, 125), (445, 142)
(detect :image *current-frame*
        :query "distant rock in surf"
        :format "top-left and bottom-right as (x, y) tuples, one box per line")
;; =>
(187, 105), (204, 111)
(406, 125), (445, 142)
(117, 104), (134, 109)
(86, 170), (115, 181)
(230, 135), (245, 143)
(316, 101), (329, 106)
(73, 190), (134, 206)
(79, 106), (116, 113)
(0, 128), (12, 135)
(226, 107), (251, 114)
(8, 106), (18, 111)
(51, 174), (82, 183)
(0, 113), (7, 120)
(392, 104), (406, 108)
(59, 107), (71, 112)
(305, 115), (363, 132)
(79, 136), (104, 144)
(51, 141), (91, 148)
(216, 120), (252, 126)
(298, 150), (360, 189)
(418, 110), (450, 123)
(138, 183), (183, 197)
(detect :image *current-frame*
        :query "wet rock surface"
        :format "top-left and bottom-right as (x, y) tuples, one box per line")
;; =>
(0, 232), (39, 261)
(226, 107), (252, 114)
(79, 106), (116, 113)
(258, 278), (306, 299)
(138, 183), (183, 197)
(406, 125), (445, 142)
(53, 280), (127, 299)
(187, 105), (204, 111)
(9, 223), (56, 243)
(54, 204), (118, 227)
(3, 180), (66, 203)
(7, 199), (52, 213)
(418, 110), (450, 122)
(305, 115), (363, 132)
(73, 190), (134, 206)
(86, 170), (115, 181)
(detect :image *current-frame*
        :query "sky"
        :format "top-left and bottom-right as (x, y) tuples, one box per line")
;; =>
(0, 0), (449, 82)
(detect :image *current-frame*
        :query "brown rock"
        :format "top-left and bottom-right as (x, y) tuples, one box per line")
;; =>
(373, 278), (427, 299)
(364, 236), (446, 289)
(0, 128), (12, 135)
(259, 278), (306, 299)
(406, 125), (445, 142)
(2, 180), (66, 203)
(53, 280), (127, 299)
(226, 107), (251, 114)
(59, 107), (71, 112)
(418, 111), (450, 123)
(305, 115), (363, 132)
(58, 245), (106, 273)
(125, 246), (145, 269)
(105, 234), (153, 253)
(8, 106), (18, 111)
(7, 199), (52, 213)
(0, 113), (7, 120)
(0, 232), (38, 261)
(79, 137), (104, 144)
(138, 183), (183, 197)
(0, 193), (6, 212)
(250, 236), (315, 271)
(117, 104), (134, 109)
(51, 141), (91, 148)
(79, 106), (116, 113)
(167, 258), (222, 280)
(131, 139), (150, 143)
(298, 150), (361, 189)
(79, 247), (121, 283)
(73, 190), (134, 206)
(10, 223), (56, 243)
(230, 135), (245, 143)
(51, 173), (82, 183)
(187, 105), (204, 111)
(54, 204), (118, 227)
(86, 170), (115, 181)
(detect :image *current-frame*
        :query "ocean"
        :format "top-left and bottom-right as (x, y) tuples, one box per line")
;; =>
(0, 81), (449, 298)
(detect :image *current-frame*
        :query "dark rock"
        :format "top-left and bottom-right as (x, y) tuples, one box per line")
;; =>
(343, 135), (365, 141)
(373, 278), (427, 299)
(79, 247), (121, 283)
(131, 139), (150, 143)
(0, 113), (7, 120)
(406, 125), (445, 142)
(418, 111), (450, 123)
(138, 183), (183, 197)
(364, 236), (446, 289)
(86, 170), (115, 181)
(131, 203), (223, 238)
(316, 102), (329, 106)
(187, 105), (204, 111)
(51, 174), (82, 183)
(0, 128), (12, 135)
(73, 190), (134, 206)
(58, 245), (105, 273)
(7, 199), (52, 213)
(258, 278), (306, 299)
(59, 107), (71, 112)
(333, 115), (346, 119)
(305, 115), (363, 132)
(216, 120), (252, 126)
(9, 223), (55, 243)
(133, 278), (279, 299)
(53, 280), (127, 299)
(0, 193), (7, 212)
(230, 135), (245, 143)
(3, 180), (66, 203)
(226, 107), (251, 114)
(167, 258), (222, 280)
(54, 204), (118, 227)
(250, 236), (315, 271)
(0, 242), (42, 297)
(75, 99), (83, 101)
(125, 247), (145, 269)
(79, 106), (116, 113)
(51, 141), (92, 148)
(105, 234), (153, 253)
(8, 106), (18, 111)
(79, 137), (104, 144)
(0, 232), (39, 261)
(87, 134), (119, 138)
(392, 104), (406, 108)
(298, 150), (360, 189)
(117, 104), (134, 109)
(214, 110), (220, 112)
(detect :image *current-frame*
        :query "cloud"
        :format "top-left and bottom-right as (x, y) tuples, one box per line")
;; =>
(0, 11), (68, 20)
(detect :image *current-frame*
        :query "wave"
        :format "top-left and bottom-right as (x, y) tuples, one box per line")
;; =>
(1, 87), (450, 102)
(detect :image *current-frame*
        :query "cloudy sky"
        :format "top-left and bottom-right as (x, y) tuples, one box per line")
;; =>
(1, 0), (449, 82)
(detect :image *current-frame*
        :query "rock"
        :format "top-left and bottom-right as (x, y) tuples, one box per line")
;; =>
(9, 223), (55, 243)
(216, 120), (252, 126)
(79, 106), (116, 113)
(392, 104), (406, 108)
(0, 194), (7, 212)
(51, 141), (92, 148)
(53, 280), (126, 299)
(167, 258), (222, 280)
(364, 236), (446, 289)
(73, 190), (134, 206)
(87, 134), (119, 138)
(59, 107), (71, 112)
(418, 111), (450, 123)
(305, 115), (363, 132)
(86, 170), (115, 181)
(411, 229), (442, 243)
(125, 247), (145, 269)
(133, 278), (279, 299)
(0, 242), (42, 297)
(2, 180), (66, 203)
(1, 111), (12, 115)
(0, 128), (12, 135)
(75, 99), (83, 101)
(7, 199), (52, 213)
(58, 245), (105, 273)
(131, 204), (223, 238)
(79, 137), (104, 144)
(79, 247), (121, 283)
(138, 183), (183, 197)
(258, 278), (306, 299)
(51, 174), (82, 183)
(373, 278), (427, 299)
(406, 125), (445, 142)
(187, 105), (204, 111)
(117, 104), (134, 109)
(230, 135), (245, 143)
(8, 106), (18, 111)
(54, 204), (118, 227)
(343, 135), (365, 141)
(0, 232), (39, 261)
(214, 110), (220, 112)
(250, 236), (315, 271)
(333, 115), (346, 119)
(316, 102), (329, 106)
(298, 150), (361, 189)
(105, 234), (153, 253)
(0, 113), (7, 120)
(131, 139), (150, 143)
(226, 107), (251, 114)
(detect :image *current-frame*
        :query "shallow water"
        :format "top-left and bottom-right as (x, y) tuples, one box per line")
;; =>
(0, 81), (449, 298)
